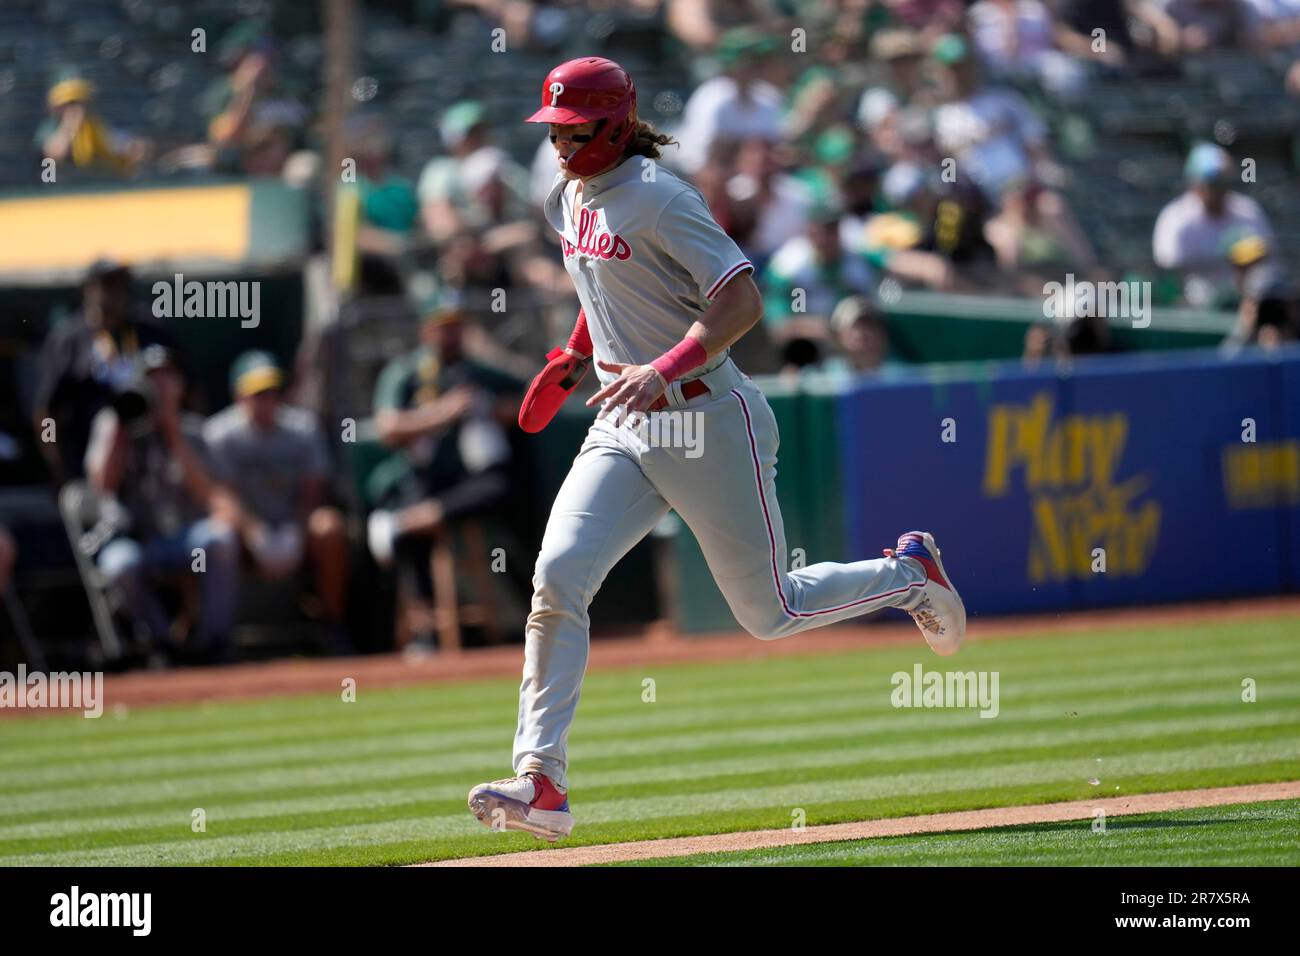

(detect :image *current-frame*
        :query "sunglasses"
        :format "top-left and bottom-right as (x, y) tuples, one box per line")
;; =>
(550, 131), (595, 144)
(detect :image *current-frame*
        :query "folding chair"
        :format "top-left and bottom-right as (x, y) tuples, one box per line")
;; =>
(57, 481), (126, 661)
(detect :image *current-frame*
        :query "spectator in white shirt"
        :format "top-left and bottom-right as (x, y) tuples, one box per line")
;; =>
(671, 28), (784, 174)
(1153, 143), (1275, 305)
(418, 101), (528, 244)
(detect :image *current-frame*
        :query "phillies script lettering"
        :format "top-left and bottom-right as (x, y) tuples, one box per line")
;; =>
(562, 206), (632, 261)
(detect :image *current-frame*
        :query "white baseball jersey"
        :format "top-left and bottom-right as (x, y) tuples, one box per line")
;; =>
(542, 160), (753, 384)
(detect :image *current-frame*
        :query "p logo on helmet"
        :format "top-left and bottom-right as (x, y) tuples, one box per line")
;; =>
(526, 56), (637, 177)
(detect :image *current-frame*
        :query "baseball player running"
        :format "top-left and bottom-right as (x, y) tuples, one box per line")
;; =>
(468, 57), (965, 842)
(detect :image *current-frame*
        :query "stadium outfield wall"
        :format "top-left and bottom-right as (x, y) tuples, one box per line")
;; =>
(669, 346), (1300, 631)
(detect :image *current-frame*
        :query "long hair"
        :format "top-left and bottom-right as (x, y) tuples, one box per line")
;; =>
(623, 119), (677, 161)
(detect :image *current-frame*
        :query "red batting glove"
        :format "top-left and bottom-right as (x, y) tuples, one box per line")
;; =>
(518, 347), (591, 433)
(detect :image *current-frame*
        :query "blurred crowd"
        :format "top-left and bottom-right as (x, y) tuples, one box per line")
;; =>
(19, 256), (530, 665)
(10, 0), (1300, 664)
(33, 4), (1300, 362)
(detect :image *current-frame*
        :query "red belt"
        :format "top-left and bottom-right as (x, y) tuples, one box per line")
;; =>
(649, 378), (709, 411)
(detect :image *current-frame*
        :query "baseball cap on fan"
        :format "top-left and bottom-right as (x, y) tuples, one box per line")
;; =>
(1185, 142), (1231, 184)
(716, 26), (778, 67)
(420, 287), (471, 327)
(230, 350), (284, 398)
(440, 101), (486, 151)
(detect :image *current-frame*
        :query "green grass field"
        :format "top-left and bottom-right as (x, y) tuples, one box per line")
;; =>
(0, 614), (1297, 866)
(613, 798), (1300, 866)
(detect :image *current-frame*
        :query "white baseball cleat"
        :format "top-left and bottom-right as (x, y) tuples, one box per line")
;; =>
(884, 531), (966, 656)
(468, 772), (574, 842)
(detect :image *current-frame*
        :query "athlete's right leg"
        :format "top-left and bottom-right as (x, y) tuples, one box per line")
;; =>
(649, 381), (962, 652)
(512, 431), (670, 791)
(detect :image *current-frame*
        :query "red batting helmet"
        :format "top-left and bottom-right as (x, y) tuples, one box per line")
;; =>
(526, 57), (637, 177)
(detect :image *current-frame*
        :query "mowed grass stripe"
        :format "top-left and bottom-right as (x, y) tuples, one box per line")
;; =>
(625, 799), (1300, 867)
(0, 619), (1288, 761)
(4, 680), (1298, 811)
(5, 650), (1294, 785)
(3, 678), (1297, 810)
(5, 676), (1296, 796)
(3, 747), (1297, 866)
(1, 618), (1292, 754)
(4, 701), (1298, 839)
(4, 711), (1300, 846)
(1, 732), (1296, 859)
(5, 671), (1294, 790)
(3, 646), (1295, 780)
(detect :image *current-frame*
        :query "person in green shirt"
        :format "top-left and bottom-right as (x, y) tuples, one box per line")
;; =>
(366, 297), (525, 649)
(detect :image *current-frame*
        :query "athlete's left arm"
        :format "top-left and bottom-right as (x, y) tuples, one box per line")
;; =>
(587, 270), (760, 417)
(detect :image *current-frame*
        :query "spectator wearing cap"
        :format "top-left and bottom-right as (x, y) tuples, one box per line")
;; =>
(773, 293), (905, 383)
(855, 31), (932, 165)
(86, 346), (238, 664)
(366, 297), (525, 651)
(33, 260), (172, 487)
(36, 75), (149, 178)
(1222, 232), (1299, 351)
(930, 33), (1055, 205)
(829, 295), (901, 378)
(1153, 143), (1275, 305)
(421, 102), (531, 245)
(761, 199), (875, 336)
(672, 27), (785, 174)
(204, 351), (351, 646)
(202, 23), (307, 150)
(159, 27), (308, 180)
(872, 29), (932, 102)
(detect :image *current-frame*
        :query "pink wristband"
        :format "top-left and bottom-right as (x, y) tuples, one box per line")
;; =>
(650, 337), (707, 384)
